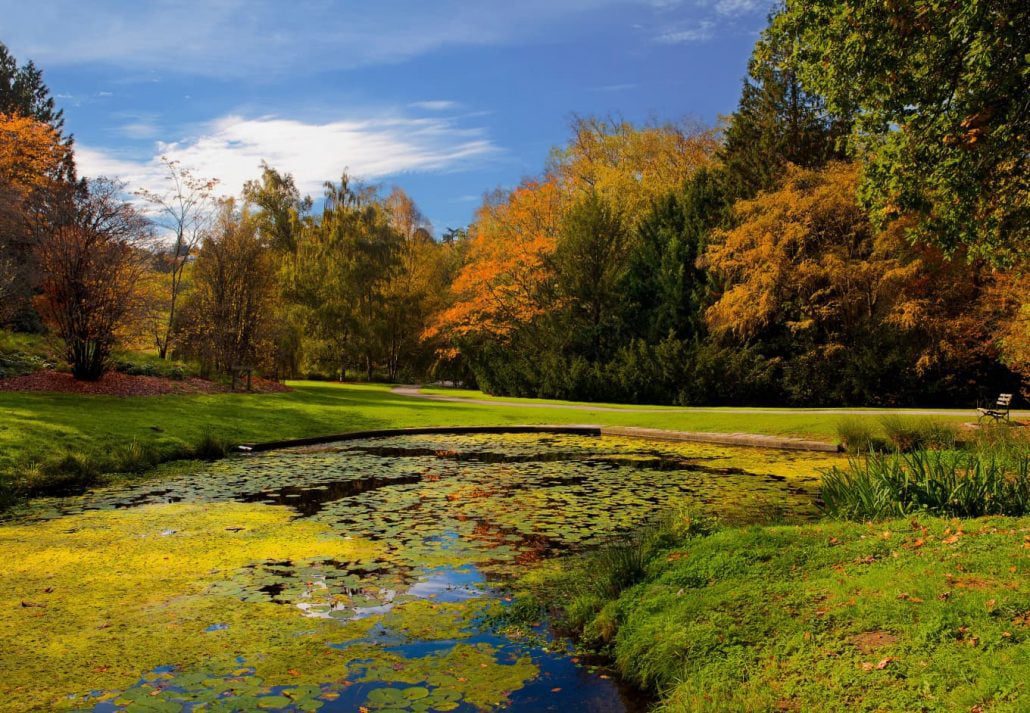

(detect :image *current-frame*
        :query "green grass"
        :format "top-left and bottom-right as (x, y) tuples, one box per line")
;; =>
(532, 513), (1030, 712)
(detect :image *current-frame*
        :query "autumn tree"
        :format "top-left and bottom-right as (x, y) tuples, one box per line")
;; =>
(35, 179), (151, 380)
(430, 177), (562, 342)
(136, 157), (218, 358)
(769, 0), (1029, 263)
(176, 200), (276, 377)
(0, 113), (72, 326)
(551, 117), (718, 226)
(704, 163), (1012, 404)
(0, 42), (74, 178)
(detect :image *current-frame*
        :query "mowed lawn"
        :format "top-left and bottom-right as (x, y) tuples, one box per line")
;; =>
(0, 381), (997, 481)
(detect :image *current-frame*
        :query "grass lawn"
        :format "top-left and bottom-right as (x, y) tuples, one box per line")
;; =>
(0, 379), (1010, 496)
(524, 514), (1030, 712)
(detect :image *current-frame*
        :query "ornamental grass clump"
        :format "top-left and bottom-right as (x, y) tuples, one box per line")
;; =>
(821, 449), (1030, 520)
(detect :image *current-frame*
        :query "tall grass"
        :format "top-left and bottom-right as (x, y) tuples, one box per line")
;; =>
(879, 416), (958, 451)
(1, 433), (232, 503)
(564, 509), (719, 638)
(821, 449), (1030, 520)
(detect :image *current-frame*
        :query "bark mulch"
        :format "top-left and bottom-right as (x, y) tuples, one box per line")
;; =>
(0, 370), (290, 396)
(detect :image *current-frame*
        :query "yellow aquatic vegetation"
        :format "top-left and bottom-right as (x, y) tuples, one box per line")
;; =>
(0, 502), (381, 711)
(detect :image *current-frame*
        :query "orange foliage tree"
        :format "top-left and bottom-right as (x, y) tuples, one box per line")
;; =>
(704, 162), (1014, 401)
(429, 177), (562, 342)
(431, 119), (718, 346)
(0, 113), (71, 322)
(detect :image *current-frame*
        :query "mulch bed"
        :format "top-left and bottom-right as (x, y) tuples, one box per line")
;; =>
(0, 370), (290, 396)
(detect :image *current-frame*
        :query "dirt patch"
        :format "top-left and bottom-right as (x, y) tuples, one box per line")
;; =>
(0, 370), (289, 396)
(850, 630), (900, 653)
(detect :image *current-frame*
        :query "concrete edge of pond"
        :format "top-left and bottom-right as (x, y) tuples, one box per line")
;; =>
(599, 426), (842, 453)
(238, 425), (842, 453)
(237, 425), (604, 452)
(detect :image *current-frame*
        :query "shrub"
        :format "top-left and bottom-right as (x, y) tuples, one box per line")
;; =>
(835, 417), (885, 453)
(111, 356), (191, 380)
(821, 449), (1030, 520)
(192, 434), (228, 460)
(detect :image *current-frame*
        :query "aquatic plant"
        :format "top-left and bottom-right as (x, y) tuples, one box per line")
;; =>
(821, 449), (1030, 520)
(0, 433), (838, 710)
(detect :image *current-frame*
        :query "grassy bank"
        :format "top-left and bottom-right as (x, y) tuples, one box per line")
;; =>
(524, 513), (1030, 712)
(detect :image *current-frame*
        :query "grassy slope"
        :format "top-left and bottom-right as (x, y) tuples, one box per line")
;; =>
(546, 516), (1030, 712)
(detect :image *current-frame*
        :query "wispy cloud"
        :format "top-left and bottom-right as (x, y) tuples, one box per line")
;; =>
(713, 0), (764, 16)
(656, 20), (715, 43)
(1, 0), (652, 77)
(76, 113), (501, 198)
(1, 0), (772, 77)
(118, 122), (159, 139)
(410, 100), (461, 111)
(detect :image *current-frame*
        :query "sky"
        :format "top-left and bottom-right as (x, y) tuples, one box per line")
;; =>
(0, 0), (772, 234)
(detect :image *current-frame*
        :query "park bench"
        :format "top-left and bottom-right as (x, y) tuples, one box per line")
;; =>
(977, 393), (1012, 424)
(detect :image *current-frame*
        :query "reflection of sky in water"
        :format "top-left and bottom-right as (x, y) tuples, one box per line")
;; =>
(13, 434), (834, 712)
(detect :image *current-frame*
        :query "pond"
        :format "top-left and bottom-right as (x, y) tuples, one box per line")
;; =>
(0, 433), (842, 712)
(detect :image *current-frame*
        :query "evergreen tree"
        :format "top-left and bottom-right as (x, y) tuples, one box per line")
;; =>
(719, 39), (849, 200)
(621, 167), (728, 343)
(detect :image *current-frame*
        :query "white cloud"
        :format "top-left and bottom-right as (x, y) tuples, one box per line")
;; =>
(76, 113), (500, 198)
(656, 20), (715, 43)
(714, 0), (764, 15)
(410, 100), (461, 111)
(119, 122), (160, 139)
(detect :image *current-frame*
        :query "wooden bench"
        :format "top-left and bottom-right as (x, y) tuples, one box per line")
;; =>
(977, 393), (1013, 424)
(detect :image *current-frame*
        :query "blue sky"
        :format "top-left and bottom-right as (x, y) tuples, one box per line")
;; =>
(0, 0), (771, 233)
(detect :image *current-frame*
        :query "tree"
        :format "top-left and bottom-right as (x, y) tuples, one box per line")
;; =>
(620, 167), (729, 343)
(289, 175), (403, 380)
(0, 42), (74, 178)
(550, 191), (629, 360)
(430, 177), (562, 342)
(719, 38), (850, 200)
(703, 163), (1011, 404)
(136, 157), (218, 358)
(769, 0), (1029, 263)
(0, 113), (71, 326)
(242, 161), (311, 253)
(551, 117), (718, 227)
(35, 179), (151, 380)
(177, 200), (276, 377)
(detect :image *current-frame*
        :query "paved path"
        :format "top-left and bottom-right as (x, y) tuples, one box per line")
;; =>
(390, 385), (998, 418)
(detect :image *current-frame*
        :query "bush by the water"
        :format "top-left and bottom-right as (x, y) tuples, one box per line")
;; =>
(821, 448), (1030, 520)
